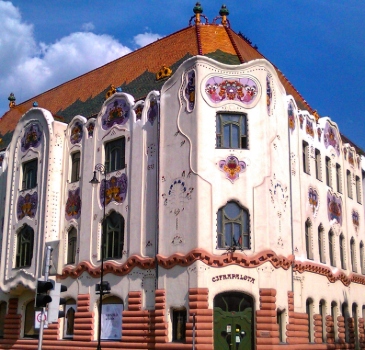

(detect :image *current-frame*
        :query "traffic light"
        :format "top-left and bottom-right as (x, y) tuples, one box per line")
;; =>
(35, 280), (54, 308)
(48, 282), (68, 323)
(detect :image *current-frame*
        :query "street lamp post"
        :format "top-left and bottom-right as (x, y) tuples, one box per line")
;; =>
(90, 164), (110, 350)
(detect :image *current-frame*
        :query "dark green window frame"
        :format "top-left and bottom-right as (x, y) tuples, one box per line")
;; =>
(16, 225), (34, 268)
(217, 201), (250, 249)
(22, 159), (37, 190)
(216, 113), (248, 149)
(102, 211), (124, 260)
(105, 138), (125, 173)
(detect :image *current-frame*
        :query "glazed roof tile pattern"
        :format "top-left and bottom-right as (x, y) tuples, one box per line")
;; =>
(1, 23), (313, 147)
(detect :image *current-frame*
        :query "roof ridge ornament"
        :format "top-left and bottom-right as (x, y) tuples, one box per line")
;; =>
(212, 4), (230, 27)
(8, 93), (16, 108)
(156, 65), (172, 81)
(189, 2), (208, 26)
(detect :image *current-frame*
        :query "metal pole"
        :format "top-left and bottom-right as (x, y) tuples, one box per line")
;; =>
(38, 245), (52, 350)
(192, 313), (196, 350)
(96, 167), (106, 350)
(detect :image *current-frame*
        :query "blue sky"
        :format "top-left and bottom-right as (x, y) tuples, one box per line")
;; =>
(1, 1), (365, 150)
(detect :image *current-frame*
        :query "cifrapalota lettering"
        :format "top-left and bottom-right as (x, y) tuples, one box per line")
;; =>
(212, 274), (255, 284)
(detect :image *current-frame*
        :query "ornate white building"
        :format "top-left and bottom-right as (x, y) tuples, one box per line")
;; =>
(0, 4), (364, 350)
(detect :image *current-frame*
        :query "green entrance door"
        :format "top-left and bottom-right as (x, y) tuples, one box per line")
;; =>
(214, 292), (253, 350)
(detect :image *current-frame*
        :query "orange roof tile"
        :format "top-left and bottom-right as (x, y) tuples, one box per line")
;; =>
(0, 23), (313, 141)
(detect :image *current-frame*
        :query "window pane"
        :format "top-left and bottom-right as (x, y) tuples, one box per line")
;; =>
(223, 125), (230, 148)
(225, 202), (240, 218)
(231, 125), (239, 148)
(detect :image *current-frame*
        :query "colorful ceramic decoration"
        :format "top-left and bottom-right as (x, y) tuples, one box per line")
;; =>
(306, 119), (314, 137)
(219, 155), (246, 183)
(100, 174), (128, 207)
(21, 123), (42, 152)
(317, 128), (322, 142)
(288, 101), (295, 133)
(324, 122), (340, 156)
(266, 75), (272, 115)
(308, 187), (319, 216)
(185, 70), (196, 111)
(147, 98), (158, 125)
(205, 77), (258, 104)
(17, 192), (38, 220)
(101, 99), (130, 130)
(298, 114), (304, 129)
(87, 122), (95, 138)
(65, 188), (82, 220)
(348, 150), (354, 166)
(352, 210), (359, 232)
(70, 121), (83, 144)
(134, 103), (144, 121)
(327, 191), (342, 225)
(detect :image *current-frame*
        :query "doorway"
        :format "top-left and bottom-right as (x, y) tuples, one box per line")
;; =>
(214, 292), (253, 350)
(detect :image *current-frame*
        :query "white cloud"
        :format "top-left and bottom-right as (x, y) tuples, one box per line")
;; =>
(81, 22), (95, 32)
(0, 1), (131, 116)
(133, 32), (162, 47)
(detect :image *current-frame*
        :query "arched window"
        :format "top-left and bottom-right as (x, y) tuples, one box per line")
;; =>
(0, 302), (6, 338)
(64, 298), (76, 338)
(16, 225), (34, 268)
(329, 230), (335, 266)
(217, 201), (250, 249)
(318, 225), (325, 263)
(306, 298), (314, 342)
(302, 141), (310, 174)
(331, 302), (338, 342)
(100, 296), (123, 340)
(102, 212), (124, 259)
(24, 300), (38, 338)
(339, 234), (346, 270)
(305, 220), (313, 259)
(342, 303), (350, 343)
(67, 227), (77, 265)
(360, 241), (365, 274)
(347, 170), (353, 199)
(350, 237), (357, 273)
(352, 303), (359, 349)
(319, 300), (326, 343)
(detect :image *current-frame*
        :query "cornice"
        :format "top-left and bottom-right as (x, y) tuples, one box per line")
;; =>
(59, 249), (365, 288)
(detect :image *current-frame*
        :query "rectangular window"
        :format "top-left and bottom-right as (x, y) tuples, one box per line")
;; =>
(325, 157), (331, 187)
(105, 138), (125, 173)
(356, 176), (361, 204)
(302, 141), (310, 174)
(315, 149), (321, 180)
(347, 170), (352, 199)
(360, 242), (365, 275)
(22, 159), (38, 190)
(336, 163), (342, 193)
(172, 309), (186, 342)
(216, 113), (247, 149)
(70, 152), (81, 183)
(277, 310), (286, 342)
